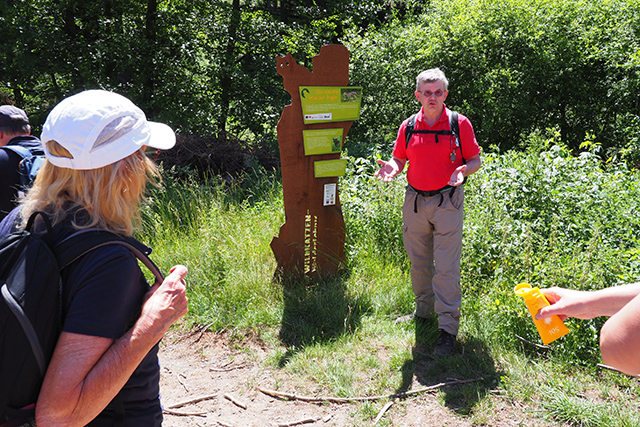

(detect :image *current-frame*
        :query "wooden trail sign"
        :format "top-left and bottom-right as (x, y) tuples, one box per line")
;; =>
(271, 44), (356, 278)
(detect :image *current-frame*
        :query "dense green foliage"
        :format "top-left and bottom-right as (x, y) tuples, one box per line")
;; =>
(346, 0), (640, 157)
(2, 0), (640, 160)
(0, 0), (403, 139)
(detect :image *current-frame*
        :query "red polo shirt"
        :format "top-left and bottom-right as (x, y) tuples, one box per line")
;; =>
(392, 105), (481, 191)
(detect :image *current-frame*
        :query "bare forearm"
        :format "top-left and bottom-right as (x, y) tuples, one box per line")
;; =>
(463, 155), (481, 177)
(36, 317), (168, 426)
(585, 283), (640, 317)
(540, 282), (640, 320)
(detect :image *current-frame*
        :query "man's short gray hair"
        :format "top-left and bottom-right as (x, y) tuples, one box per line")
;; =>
(416, 68), (449, 91)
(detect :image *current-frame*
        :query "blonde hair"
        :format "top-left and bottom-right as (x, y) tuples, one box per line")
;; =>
(19, 141), (160, 235)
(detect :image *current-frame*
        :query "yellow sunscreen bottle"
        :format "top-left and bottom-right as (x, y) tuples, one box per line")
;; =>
(514, 282), (570, 345)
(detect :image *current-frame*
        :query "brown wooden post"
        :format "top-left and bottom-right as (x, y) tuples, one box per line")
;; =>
(271, 44), (353, 279)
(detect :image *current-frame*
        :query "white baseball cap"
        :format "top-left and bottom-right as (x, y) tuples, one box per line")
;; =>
(41, 90), (175, 170)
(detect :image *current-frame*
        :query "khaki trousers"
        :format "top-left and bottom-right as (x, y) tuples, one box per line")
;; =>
(402, 186), (464, 336)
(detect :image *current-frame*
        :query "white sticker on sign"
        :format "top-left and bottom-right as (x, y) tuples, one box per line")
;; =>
(305, 113), (332, 121)
(324, 183), (337, 206)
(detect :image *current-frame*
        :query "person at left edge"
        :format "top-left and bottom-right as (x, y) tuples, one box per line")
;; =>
(0, 105), (43, 220)
(0, 90), (188, 426)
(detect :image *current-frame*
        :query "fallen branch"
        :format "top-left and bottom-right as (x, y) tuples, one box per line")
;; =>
(210, 364), (247, 372)
(176, 373), (189, 393)
(374, 400), (395, 424)
(597, 363), (638, 377)
(189, 321), (216, 343)
(277, 417), (320, 427)
(166, 393), (217, 409)
(259, 377), (483, 404)
(224, 393), (247, 409)
(515, 334), (549, 350)
(162, 408), (207, 416)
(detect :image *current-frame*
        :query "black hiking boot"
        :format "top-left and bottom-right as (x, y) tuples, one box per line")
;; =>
(434, 329), (456, 356)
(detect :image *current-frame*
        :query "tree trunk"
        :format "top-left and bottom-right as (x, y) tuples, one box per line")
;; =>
(218, 0), (240, 135)
(144, 0), (158, 116)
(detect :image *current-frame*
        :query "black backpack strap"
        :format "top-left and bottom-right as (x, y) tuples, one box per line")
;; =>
(448, 110), (465, 164)
(404, 114), (418, 149)
(405, 109), (465, 150)
(1, 145), (31, 160)
(52, 230), (162, 426)
(54, 229), (164, 284)
(52, 230), (160, 427)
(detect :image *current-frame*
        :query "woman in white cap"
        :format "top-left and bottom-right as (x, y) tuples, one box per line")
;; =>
(0, 90), (188, 426)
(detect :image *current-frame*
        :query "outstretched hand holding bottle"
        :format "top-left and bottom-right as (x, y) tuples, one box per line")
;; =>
(536, 283), (640, 376)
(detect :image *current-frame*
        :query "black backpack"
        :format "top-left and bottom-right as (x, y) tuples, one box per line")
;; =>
(404, 109), (466, 164)
(0, 145), (46, 193)
(0, 211), (163, 424)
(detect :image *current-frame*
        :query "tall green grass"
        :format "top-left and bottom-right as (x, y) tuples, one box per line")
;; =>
(140, 138), (640, 425)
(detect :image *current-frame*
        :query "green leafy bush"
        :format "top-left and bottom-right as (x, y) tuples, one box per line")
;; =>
(346, 0), (640, 155)
(463, 137), (640, 362)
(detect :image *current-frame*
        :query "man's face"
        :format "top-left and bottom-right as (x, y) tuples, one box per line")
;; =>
(415, 80), (448, 115)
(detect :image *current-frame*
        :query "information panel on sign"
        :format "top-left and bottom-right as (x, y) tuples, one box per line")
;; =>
(314, 159), (348, 178)
(303, 128), (344, 155)
(300, 86), (362, 124)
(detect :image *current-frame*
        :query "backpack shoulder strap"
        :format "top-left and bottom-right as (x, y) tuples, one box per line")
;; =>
(54, 230), (164, 284)
(404, 114), (418, 149)
(447, 109), (465, 164)
(448, 110), (459, 137)
(1, 145), (32, 159)
(2, 145), (46, 188)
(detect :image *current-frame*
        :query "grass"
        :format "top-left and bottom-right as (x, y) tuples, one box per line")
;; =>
(141, 139), (640, 425)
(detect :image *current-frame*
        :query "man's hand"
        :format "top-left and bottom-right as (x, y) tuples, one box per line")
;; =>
(448, 164), (467, 186)
(375, 158), (404, 182)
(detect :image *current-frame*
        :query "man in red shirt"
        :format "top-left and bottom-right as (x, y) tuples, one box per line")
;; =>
(375, 68), (482, 356)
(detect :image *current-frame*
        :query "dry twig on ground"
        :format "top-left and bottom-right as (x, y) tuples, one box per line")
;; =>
(277, 417), (320, 427)
(259, 377), (484, 404)
(224, 393), (248, 409)
(165, 393), (217, 409)
(162, 408), (207, 416)
(374, 400), (395, 424)
(515, 334), (549, 350)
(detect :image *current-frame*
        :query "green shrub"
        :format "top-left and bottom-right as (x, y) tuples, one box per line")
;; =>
(346, 0), (640, 154)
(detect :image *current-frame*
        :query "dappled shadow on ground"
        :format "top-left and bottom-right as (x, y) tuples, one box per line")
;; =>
(396, 323), (503, 416)
(275, 272), (371, 367)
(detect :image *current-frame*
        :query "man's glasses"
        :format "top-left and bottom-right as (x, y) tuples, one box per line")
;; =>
(418, 89), (445, 98)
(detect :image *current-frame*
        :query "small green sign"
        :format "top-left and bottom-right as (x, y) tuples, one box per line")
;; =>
(314, 159), (348, 178)
(303, 128), (343, 155)
(300, 86), (362, 124)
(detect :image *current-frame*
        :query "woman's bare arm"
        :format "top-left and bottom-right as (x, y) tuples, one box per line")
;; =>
(36, 265), (188, 426)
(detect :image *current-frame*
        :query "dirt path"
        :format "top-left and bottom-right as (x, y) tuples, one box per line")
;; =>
(158, 330), (538, 427)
